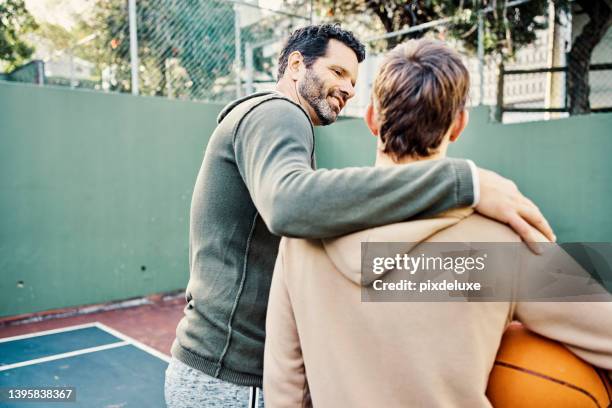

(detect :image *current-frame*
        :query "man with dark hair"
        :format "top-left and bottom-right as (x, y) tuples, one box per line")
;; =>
(275, 25), (365, 126)
(165, 24), (554, 407)
(276, 24), (366, 78)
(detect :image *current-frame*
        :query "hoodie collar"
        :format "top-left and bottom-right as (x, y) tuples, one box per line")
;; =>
(216, 91), (281, 124)
(322, 208), (473, 286)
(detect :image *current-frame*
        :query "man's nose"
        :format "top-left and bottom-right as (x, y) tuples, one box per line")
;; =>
(340, 80), (355, 100)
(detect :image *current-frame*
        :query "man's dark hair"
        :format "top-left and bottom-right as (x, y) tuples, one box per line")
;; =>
(277, 24), (366, 81)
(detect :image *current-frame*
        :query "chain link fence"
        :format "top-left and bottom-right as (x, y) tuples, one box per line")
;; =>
(3, 0), (611, 122)
(112, 0), (311, 101)
(338, 17), (492, 118)
(498, 5), (612, 121)
(328, 1), (612, 123)
(4, 0), (311, 102)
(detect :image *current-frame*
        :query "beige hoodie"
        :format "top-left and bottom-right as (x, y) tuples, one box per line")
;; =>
(264, 208), (612, 407)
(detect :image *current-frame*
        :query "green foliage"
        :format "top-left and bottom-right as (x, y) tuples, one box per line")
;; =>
(36, 22), (74, 51)
(320, 0), (570, 60)
(452, 1), (549, 60)
(241, 23), (277, 81)
(79, 0), (236, 99)
(0, 0), (38, 71)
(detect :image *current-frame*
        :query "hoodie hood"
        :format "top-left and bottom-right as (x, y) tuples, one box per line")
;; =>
(322, 208), (473, 286)
(217, 91), (280, 124)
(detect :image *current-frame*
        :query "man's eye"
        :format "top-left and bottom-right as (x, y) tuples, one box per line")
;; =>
(333, 69), (342, 76)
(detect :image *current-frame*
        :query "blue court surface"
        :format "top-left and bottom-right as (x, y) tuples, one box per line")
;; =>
(0, 322), (170, 407)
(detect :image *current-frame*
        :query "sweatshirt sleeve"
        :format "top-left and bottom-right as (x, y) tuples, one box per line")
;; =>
(264, 240), (312, 407)
(513, 242), (612, 380)
(233, 98), (474, 238)
(515, 301), (612, 381)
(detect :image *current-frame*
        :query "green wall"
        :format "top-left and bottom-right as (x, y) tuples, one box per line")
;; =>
(1, 81), (611, 317)
(315, 109), (612, 243)
(0, 82), (223, 317)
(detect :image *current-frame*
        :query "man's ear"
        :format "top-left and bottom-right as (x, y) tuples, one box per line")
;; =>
(287, 51), (304, 81)
(449, 109), (469, 142)
(364, 103), (379, 137)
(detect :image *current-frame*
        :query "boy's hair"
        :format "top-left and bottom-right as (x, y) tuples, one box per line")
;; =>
(277, 24), (366, 81)
(373, 38), (470, 159)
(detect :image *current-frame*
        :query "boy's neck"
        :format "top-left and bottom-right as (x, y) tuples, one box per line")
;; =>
(375, 145), (448, 167)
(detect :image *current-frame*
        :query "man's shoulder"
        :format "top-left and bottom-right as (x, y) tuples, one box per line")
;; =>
(219, 91), (310, 127)
(229, 93), (314, 151)
(245, 93), (311, 126)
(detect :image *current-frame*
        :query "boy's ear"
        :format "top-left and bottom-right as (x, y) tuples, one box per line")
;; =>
(449, 110), (469, 142)
(364, 103), (379, 137)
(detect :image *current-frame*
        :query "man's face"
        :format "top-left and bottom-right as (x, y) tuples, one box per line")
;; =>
(297, 39), (359, 126)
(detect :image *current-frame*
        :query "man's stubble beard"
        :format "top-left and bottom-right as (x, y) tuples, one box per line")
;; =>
(298, 68), (338, 126)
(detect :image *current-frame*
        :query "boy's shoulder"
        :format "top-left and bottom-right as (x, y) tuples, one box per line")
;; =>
(432, 213), (522, 243)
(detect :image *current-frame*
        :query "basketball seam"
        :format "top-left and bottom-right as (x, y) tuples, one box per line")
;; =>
(494, 361), (604, 408)
(594, 369), (612, 403)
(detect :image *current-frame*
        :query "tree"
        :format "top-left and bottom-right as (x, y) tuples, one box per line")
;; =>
(79, 0), (236, 99)
(36, 22), (75, 51)
(0, 0), (38, 71)
(320, 1), (553, 57)
(319, 0), (610, 115)
(567, 1), (611, 114)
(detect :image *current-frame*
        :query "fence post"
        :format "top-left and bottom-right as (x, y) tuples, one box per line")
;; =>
(69, 51), (75, 89)
(234, 5), (242, 98)
(477, 10), (485, 105)
(36, 60), (45, 85)
(128, 0), (139, 95)
(245, 42), (254, 95)
(496, 61), (505, 122)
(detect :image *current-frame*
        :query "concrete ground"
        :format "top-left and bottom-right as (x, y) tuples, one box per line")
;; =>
(0, 293), (186, 356)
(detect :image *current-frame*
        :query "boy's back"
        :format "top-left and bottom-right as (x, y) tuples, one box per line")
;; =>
(264, 211), (612, 407)
(264, 37), (612, 407)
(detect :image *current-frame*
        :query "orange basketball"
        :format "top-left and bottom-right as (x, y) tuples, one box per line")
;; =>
(487, 323), (611, 408)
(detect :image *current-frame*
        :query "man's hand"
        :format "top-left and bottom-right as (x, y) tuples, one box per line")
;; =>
(476, 168), (556, 254)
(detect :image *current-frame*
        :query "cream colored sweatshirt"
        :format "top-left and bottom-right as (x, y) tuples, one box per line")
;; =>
(264, 208), (612, 407)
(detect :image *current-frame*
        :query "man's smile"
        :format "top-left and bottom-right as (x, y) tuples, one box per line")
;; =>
(328, 95), (344, 113)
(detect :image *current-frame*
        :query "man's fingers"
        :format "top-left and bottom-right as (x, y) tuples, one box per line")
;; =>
(507, 214), (543, 255)
(476, 167), (556, 245)
(514, 190), (555, 242)
(518, 204), (556, 242)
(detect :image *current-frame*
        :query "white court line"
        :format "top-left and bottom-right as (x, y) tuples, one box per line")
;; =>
(0, 322), (100, 343)
(0, 321), (170, 369)
(94, 322), (171, 363)
(0, 341), (129, 371)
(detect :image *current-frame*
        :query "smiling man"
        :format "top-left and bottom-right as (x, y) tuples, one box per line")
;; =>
(164, 24), (555, 407)
(283, 37), (356, 124)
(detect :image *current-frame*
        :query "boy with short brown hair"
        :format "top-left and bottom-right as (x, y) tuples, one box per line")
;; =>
(263, 38), (612, 407)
